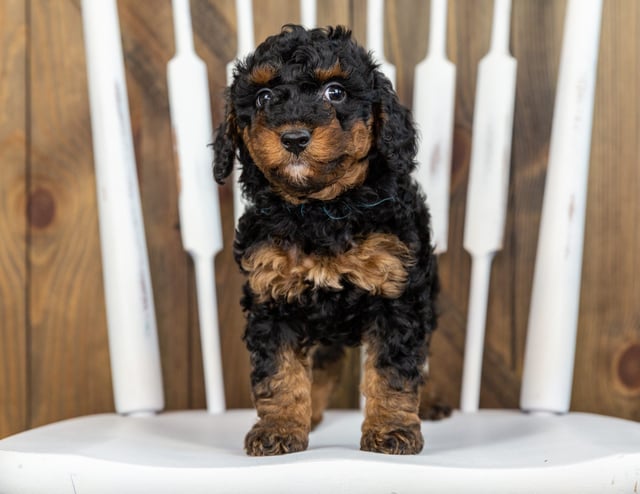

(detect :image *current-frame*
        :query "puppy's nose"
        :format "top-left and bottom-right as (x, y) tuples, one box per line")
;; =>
(280, 129), (311, 155)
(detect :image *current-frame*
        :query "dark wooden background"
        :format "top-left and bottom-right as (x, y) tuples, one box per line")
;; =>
(1, 0), (639, 439)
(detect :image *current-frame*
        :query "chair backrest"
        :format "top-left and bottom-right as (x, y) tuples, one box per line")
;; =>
(82, 0), (164, 417)
(82, 0), (604, 418)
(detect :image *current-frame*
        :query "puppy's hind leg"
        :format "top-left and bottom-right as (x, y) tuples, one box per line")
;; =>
(418, 336), (452, 421)
(418, 363), (453, 421)
(310, 344), (345, 429)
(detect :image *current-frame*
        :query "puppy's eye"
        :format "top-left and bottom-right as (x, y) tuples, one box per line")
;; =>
(255, 88), (273, 109)
(323, 83), (346, 103)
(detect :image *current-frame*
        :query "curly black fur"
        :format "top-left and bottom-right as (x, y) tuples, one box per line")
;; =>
(214, 25), (439, 453)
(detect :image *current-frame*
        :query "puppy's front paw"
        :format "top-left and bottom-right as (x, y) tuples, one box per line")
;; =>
(245, 420), (309, 456)
(360, 423), (424, 455)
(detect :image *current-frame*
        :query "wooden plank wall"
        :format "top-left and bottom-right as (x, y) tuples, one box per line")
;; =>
(0, 0), (28, 438)
(0, 0), (638, 438)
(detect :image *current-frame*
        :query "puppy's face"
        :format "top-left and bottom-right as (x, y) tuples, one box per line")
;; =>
(214, 26), (417, 205)
(240, 62), (373, 204)
(216, 27), (381, 204)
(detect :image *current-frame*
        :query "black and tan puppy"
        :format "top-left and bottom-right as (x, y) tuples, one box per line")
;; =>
(214, 25), (440, 456)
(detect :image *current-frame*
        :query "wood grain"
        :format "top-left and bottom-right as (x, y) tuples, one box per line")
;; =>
(28, 0), (112, 427)
(385, 0), (430, 104)
(0, 0), (28, 438)
(575, 0), (640, 420)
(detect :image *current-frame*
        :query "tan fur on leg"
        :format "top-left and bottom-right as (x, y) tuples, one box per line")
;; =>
(360, 345), (424, 455)
(245, 347), (312, 456)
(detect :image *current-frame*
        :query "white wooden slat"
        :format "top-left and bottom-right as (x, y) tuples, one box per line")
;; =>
(413, 0), (456, 254)
(81, 0), (164, 415)
(300, 0), (317, 29)
(520, 0), (604, 414)
(168, 0), (225, 413)
(460, 0), (517, 412)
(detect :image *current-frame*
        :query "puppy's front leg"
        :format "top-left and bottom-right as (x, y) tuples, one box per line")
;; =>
(245, 344), (312, 456)
(360, 336), (425, 455)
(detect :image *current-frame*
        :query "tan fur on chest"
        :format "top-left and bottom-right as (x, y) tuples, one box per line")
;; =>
(241, 233), (415, 303)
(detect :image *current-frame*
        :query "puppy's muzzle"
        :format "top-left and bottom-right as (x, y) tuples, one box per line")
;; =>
(280, 129), (311, 155)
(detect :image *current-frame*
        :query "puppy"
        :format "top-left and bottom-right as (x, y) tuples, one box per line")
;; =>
(214, 25), (440, 456)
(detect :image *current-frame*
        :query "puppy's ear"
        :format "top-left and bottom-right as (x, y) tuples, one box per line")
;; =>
(213, 99), (240, 185)
(373, 70), (418, 175)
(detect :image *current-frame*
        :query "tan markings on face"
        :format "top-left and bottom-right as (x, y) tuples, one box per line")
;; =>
(242, 233), (414, 303)
(242, 115), (374, 203)
(242, 119), (289, 175)
(242, 121), (315, 195)
(245, 346), (312, 456)
(249, 64), (278, 85)
(360, 342), (424, 455)
(314, 60), (349, 82)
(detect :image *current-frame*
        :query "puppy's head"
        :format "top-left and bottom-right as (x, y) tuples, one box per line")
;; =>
(214, 25), (416, 204)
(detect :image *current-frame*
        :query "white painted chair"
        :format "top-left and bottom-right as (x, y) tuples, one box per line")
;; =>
(1, 409), (639, 493)
(1, 1), (639, 493)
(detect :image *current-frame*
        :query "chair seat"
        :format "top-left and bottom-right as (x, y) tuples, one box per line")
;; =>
(1, 409), (638, 493)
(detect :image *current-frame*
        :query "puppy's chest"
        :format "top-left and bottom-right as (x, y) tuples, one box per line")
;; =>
(241, 233), (415, 303)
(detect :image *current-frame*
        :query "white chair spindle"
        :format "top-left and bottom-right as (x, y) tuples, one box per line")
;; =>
(81, 0), (164, 416)
(520, 0), (604, 414)
(413, 0), (456, 255)
(168, 0), (225, 414)
(300, 0), (317, 29)
(460, 0), (517, 413)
